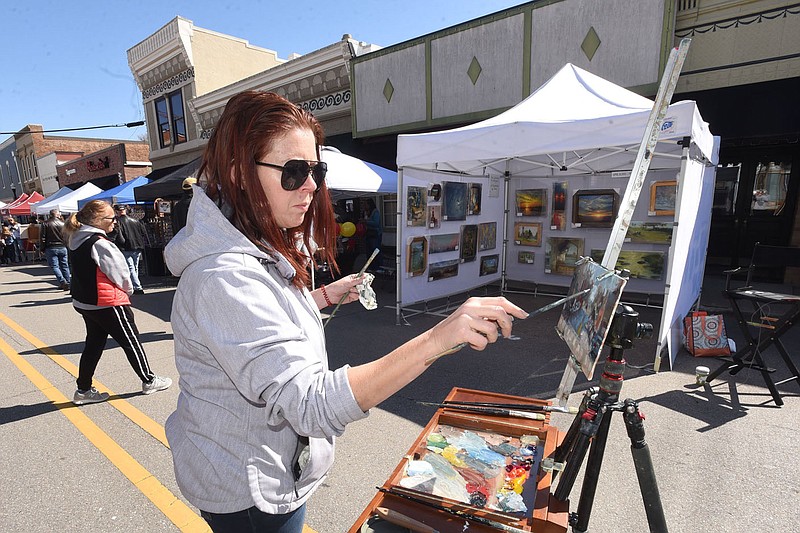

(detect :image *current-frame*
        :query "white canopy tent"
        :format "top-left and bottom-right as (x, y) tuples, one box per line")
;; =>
(31, 186), (73, 212)
(396, 64), (719, 368)
(33, 183), (102, 215)
(321, 146), (397, 199)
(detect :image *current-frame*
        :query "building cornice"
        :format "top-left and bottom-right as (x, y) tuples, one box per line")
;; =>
(127, 17), (193, 87)
(191, 40), (353, 115)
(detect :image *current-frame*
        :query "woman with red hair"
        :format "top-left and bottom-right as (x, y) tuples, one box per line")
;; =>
(163, 90), (526, 532)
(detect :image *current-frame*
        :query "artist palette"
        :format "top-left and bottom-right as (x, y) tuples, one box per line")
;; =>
(349, 387), (568, 533)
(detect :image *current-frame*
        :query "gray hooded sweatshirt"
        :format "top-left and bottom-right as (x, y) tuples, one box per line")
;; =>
(164, 187), (368, 515)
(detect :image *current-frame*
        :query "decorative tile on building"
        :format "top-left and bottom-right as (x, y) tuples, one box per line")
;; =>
(467, 56), (483, 85)
(383, 79), (395, 103)
(581, 26), (601, 61)
(142, 67), (195, 101)
(297, 90), (351, 114)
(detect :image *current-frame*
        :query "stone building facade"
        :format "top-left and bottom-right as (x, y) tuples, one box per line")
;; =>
(127, 17), (286, 172)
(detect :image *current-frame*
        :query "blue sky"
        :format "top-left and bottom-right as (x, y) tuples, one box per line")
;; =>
(0, 0), (522, 142)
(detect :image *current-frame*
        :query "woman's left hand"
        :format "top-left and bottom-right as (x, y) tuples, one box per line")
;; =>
(319, 274), (363, 308)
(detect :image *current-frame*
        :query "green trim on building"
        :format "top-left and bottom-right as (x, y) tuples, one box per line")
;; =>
(660, 0), (677, 85)
(522, 8), (532, 96)
(353, 106), (515, 140)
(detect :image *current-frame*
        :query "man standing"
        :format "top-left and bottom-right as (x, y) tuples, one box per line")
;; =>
(7, 217), (23, 262)
(113, 205), (148, 295)
(40, 209), (71, 290)
(170, 177), (195, 235)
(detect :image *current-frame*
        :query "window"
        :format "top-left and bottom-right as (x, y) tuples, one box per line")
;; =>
(751, 161), (791, 215)
(382, 194), (397, 229)
(154, 89), (187, 149)
(170, 92), (187, 144)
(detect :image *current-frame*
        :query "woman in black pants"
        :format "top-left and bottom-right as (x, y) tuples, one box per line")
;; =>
(63, 200), (172, 405)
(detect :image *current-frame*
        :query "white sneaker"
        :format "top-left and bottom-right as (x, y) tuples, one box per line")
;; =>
(73, 387), (109, 405)
(142, 375), (172, 395)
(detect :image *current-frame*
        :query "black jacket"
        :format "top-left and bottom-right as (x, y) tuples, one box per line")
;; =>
(40, 218), (66, 249)
(115, 215), (148, 251)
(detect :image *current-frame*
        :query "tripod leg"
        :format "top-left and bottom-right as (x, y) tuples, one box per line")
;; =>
(623, 399), (668, 533)
(554, 390), (593, 465)
(572, 409), (613, 533)
(554, 397), (607, 503)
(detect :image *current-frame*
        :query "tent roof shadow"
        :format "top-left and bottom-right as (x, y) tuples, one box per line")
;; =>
(0, 391), (147, 426)
(16, 332), (172, 358)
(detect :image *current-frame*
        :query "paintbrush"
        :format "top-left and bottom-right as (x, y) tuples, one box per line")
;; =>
(436, 399), (578, 414)
(416, 400), (547, 421)
(323, 247), (380, 328)
(378, 486), (530, 533)
(423, 285), (595, 365)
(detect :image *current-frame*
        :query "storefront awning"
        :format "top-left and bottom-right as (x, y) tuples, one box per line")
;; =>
(134, 158), (201, 202)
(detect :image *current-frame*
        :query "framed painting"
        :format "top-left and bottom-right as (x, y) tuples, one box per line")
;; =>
(545, 237), (584, 276)
(572, 189), (619, 228)
(442, 181), (468, 221)
(551, 181), (568, 230)
(429, 233), (460, 254)
(468, 183), (482, 215)
(428, 205), (442, 229)
(515, 189), (547, 217)
(627, 221), (673, 245)
(156, 199), (172, 215)
(460, 224), (478, 263)
(518, 251), (535, 264)
(514, 222), (542, 247)
(406, 185), (427, 227)
(479, 254), (499, 276)
(428, 259), (459, 282)
(406, 236), (428, 277)
(590, 249), (666, 280)
(649, 180), (677, 216)
(478, 221), (497, 251)
(429, 183), (442, 202)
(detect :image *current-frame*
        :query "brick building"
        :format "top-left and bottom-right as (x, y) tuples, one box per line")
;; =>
(57, 142), (151, 189)
(5, 124), (150, 198)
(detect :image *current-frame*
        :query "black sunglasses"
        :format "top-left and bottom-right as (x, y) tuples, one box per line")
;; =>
(255, 159), (327, 191)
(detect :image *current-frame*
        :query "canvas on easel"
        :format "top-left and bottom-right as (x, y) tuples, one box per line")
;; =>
(555, 259), (627, 378)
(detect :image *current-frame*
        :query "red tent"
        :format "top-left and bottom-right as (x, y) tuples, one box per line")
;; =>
(8, 191), (45, 215)
(1, 193), (29, 215)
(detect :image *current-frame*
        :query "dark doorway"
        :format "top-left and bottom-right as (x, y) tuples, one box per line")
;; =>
(707, 146), (798, 280)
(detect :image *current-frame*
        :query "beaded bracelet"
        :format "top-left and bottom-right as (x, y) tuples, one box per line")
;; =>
(320, 284), (333, 307)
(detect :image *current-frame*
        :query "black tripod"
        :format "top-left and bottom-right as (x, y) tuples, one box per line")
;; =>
(552, 305), (667, 533)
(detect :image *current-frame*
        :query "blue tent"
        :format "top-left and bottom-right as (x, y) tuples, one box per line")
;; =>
(77, 176), (151, 208)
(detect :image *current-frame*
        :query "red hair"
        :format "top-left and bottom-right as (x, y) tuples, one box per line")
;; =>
(200, 90), (338, 288)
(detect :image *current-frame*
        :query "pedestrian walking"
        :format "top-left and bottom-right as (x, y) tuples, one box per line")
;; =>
(163, 90), (526, 532)
(63, 200), (171, 405)
(113, 204), (148, 294)
(40, 209), (71, 290)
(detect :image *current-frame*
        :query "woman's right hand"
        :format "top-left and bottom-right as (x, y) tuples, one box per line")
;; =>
(426, 297), (528, 356)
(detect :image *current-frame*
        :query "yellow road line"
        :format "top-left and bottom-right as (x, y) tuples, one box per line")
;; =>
(0, 335), (209, 532)
(0, 310), (319, 533)
(0, 312), (168, 447)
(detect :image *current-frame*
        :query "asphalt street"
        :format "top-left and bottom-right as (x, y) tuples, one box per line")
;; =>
(1, 260), (798, 532)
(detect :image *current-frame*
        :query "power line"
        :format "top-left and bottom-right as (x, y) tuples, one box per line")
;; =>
(0, 121), (145, 135)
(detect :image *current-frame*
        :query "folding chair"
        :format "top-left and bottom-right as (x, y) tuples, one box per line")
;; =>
(706, 243), (800, 406)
